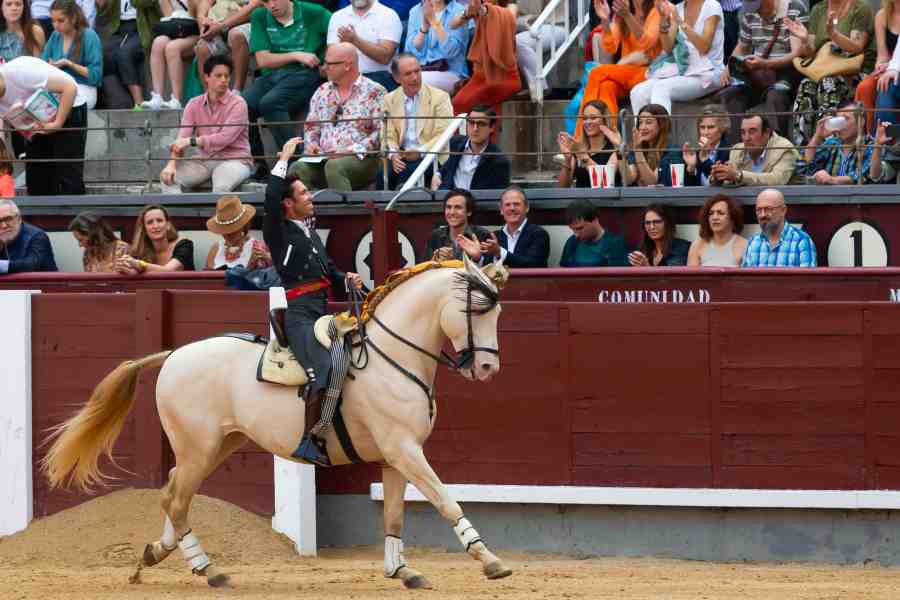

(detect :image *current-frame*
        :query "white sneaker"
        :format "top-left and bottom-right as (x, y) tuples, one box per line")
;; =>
(140, 93), (164, 110)
(162, 97), (182, 110)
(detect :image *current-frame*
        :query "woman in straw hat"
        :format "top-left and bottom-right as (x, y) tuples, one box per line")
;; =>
(205, 195), (271, 270)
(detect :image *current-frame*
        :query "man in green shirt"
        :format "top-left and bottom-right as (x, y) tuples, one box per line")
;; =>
(244, 0), (332, 177)
(560, 199), (629, 268)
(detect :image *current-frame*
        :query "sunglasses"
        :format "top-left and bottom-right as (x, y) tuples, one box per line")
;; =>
(333, 105), (343, 124)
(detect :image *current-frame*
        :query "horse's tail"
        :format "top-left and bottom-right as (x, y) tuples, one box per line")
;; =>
(41, 350), (173, 492)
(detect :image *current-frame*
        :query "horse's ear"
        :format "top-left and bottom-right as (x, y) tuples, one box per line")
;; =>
(482, 261), (509, 290)
(463, 253), (498, 294)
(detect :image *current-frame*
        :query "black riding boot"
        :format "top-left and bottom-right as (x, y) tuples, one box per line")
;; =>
(294, 432), (331, 467)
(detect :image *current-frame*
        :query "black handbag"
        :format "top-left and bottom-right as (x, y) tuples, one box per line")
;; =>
(152, 18), (200, 39)
(421, 59), (449, 72)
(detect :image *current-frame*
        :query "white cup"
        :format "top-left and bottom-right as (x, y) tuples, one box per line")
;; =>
(589, 164), (617, 189)
(670, 163), (685, 188)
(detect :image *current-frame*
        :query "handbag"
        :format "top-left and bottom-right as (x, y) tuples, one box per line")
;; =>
(729, 20), (781, 89)
(421, 59), (449, 72)
(793, 43), (864, 82)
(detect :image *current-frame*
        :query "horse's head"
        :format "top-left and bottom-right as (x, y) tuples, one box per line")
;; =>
(440, 254), (506, 382)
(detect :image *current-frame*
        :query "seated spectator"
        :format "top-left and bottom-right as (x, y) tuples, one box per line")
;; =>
(43, 0), (102, 109)
(709, 112), (799, 186)
(479, 185), (550, 267)
(742, 188), (816, 267)
(424, 188), (489, 261)
(288, 43), (385, 191)
(196, 0), (260, 92)
(0, 56), (87, 196)
(432, 104), (510, 190)
(0, 140), (13, 196)
(141, 0), (201, 110)
(560, 198), (628, 267)
(687, 193), (748, 266)
(405, 0), (469, 94)
(328, 0), (402, 91)
(785, 0), (875, 146)
(117, 204), (195, 273)
(558, 99), (622, 188)
(97, 0), (158, 109)
(516, 1), (569, 100)
(803, 101), (886, 184)
(0, 198), (58, 273)
(629, 0), (725, 114)
(627, 202), (690, 266)
(876, 15), (900, 130)
(0, 0), (46, 62)
(205, 195), (272, 270)
(32, 0), (95, 39)
(717, 0), (806, 138)
(855, 0), (898, 132)
(683, 103), (732, 186)
(384, 52), (453, 190)
(577, 0), (661, 129)
(450, 0), (520, 115)
(871, 120), (897, 183)
(244, 0), (330, 178)
(160, 55), (253, 193)
(68, 211), (130, 272)
(624, 103), (684, 187)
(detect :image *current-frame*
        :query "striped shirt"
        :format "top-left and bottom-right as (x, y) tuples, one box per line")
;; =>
(808, 136), (876, 183)
(741, 222), (817, 267)
(719, 0), (742, 12)
(738, 0), (809, 59)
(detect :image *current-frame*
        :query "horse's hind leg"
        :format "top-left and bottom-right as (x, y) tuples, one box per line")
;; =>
(382, 465), (433, 589)
(384, 443), (512, 581)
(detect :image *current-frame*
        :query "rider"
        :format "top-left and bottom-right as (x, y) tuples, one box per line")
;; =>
(264, 137), (364, 467)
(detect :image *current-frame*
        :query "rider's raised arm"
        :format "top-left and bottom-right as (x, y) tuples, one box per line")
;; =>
(263, 162), (288, 271)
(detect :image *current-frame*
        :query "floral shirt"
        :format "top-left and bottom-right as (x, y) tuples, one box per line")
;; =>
(304, 76), (386, 158)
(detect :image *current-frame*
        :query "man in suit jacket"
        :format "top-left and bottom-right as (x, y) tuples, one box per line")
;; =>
(480, 186), (550, 268)
(384, 53), (454, 189)
(432, 104), (511, 191)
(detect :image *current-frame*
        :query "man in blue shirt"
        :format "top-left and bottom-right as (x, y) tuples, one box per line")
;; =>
(0, 199), (58, 274)
(742, 188), (816, 267)
(560, 198), (628, 268)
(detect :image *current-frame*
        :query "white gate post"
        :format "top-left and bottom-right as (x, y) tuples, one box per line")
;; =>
(268, 287), (317, 556)
(0, 290), (40, 536)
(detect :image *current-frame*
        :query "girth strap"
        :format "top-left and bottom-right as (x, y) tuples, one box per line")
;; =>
(333, 406), (363, 464)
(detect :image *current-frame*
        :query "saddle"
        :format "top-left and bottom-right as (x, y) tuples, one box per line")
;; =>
(257, 309), (358, 386)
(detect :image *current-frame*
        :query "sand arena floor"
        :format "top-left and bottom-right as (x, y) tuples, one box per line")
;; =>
(0, 489), (896, 600)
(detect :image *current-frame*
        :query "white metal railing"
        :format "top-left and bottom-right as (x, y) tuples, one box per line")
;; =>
(530, 0), (591, 104)
(386, 112), (468, 211)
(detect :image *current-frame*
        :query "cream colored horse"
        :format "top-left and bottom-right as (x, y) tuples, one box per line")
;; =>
(42, 255), (511, 589)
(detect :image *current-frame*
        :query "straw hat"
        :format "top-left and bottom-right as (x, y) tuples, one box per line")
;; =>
(206, 196), (256, 235)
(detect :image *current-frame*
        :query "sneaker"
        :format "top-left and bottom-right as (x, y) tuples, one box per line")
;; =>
(161, 97), (182, 110)
(132, 104), (144, 112)
(140, 93), (164, 110)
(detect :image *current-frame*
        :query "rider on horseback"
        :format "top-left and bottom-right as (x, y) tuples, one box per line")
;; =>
(264, 137), (364, 467)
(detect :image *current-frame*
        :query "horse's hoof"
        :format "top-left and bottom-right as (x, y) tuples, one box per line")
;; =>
(403, 574), (434, 589)
(207, 573), (230, 588)
(141, 544), (159, 567)
(484, 560), (512, 580)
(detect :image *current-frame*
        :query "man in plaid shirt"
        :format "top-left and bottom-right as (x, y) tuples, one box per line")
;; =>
(742, 188), (817, 267)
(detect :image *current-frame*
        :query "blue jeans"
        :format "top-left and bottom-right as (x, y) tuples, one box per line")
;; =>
(875, 79), (900, 127)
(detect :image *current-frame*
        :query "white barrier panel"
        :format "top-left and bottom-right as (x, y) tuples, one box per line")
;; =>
(268, 286), (317, 556)
(0, 290), (39, 536)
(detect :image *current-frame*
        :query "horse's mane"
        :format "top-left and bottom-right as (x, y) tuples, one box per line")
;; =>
(359, 259), (463, 322)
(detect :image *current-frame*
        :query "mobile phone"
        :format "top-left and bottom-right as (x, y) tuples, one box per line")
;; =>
(886, 123), (900, 139)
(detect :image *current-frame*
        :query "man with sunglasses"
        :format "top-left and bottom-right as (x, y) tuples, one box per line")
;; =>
(0, 199), (58, 275)
(431, 104), (510, 190)
(289, 42), (387, 190)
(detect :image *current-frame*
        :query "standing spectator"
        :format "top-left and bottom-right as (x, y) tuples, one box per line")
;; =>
(717, 0), (807, 138)
(97, 0), (159, 110)
(383, 53), (453, 189)
(623, 103), (684, 187)
(709, 112), (799, 185)
(160, 55), (253, 192)
(558, 99), (622, 188)
(855, 0), (899, 132)
(0, 56), (86, 195)
(43, 0), (103, 109)
(479, 185), (550, 268)
(803, 100), (886, 183)
(785, 0), (875, 146)
(68, 211), (130, 272)
(432, 104), (510, 190)
(687, 193), (748, 266)
(243, 0), (331, 178)
(629, 0), (725, 114)
(683, 103), (732, 186)
(424, 187), (490, 261)
(328, 0), (402, 91)
(204, 195), (272, 270)
(32, 0), (96, 38)
(405, 0), (469, 94)
(117, 204), (195, 273)
(196, 0), (261, 92)
(450, 0), (520, 115)
(0, 198), (58, 273)
(742, 188), (816, 267)
(0, 140), (13, 196)
(288, 43), (386, 191)
(141, 0), (200, 110)
(627, 202), (690, 266)
(560, 198), (628, 267)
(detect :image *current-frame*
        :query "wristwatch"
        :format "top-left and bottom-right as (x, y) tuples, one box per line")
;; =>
(190, 136), (197, 147)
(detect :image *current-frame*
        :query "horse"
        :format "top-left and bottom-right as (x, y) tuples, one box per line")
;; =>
(41, 255), (512, 589)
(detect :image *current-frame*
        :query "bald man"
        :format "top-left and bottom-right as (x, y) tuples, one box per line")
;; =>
(741, 188), (817, 267)
(289, 43), (387, 191)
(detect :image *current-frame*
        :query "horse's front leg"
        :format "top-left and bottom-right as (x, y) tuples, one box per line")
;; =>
(382, 466), (433, 589)
(384, 443), (512, 581)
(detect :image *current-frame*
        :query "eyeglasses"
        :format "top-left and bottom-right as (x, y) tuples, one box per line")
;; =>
(0, 215), (19, 226)
(467, 119), (491, 129)
(333, 105), (343, 124)
(643, 219), (664, 227)
(755, 205), (784, 215)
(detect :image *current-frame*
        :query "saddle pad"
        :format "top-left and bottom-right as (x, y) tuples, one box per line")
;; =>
(257, 339), (309, 387)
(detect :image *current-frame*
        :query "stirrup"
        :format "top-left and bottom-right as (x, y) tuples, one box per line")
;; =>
(293, 433), (331, 467)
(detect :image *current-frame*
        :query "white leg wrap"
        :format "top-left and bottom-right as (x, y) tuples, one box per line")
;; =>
(178, 531), (211, 573)
(453, 517), (483, 552)
(161, 516), (177, 550)
(384, 535), (406, 578)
